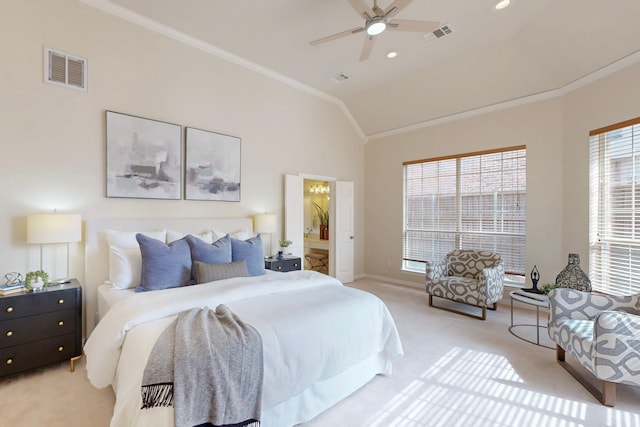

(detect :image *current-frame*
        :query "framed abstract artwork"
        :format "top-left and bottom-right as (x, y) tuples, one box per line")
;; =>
(105, 111), (182, 200)
(184, 127), (241, 202)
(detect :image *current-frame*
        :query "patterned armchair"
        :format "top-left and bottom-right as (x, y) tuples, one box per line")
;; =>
(548, 288), (640, 406)
(425, 249), (504, 320)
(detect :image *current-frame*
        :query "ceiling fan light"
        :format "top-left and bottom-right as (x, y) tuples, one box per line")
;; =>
(367, 20), (386, 36)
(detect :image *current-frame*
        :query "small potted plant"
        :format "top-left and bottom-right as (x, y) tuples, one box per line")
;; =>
(278, 239), (292, 259)
(25, 270), (49, 292)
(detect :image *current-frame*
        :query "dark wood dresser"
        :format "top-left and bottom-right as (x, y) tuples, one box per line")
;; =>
(265, 256), (302, 272)
(0, 280), (82, 377)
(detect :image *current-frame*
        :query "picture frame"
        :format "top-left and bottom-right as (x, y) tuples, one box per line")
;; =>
(184, 127), (241, 202)
(105, 111), (182, 200)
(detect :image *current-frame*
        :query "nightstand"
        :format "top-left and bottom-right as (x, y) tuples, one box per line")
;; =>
(0, 280), (82, 377)
(265, 256), (302, 272)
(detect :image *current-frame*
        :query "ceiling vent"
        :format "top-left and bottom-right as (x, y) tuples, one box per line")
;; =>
(329, 72), (351, 83)
(44, 47), (87, 92)
(424, 24), (454, 42)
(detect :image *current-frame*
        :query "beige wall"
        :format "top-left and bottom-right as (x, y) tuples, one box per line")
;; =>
(365, 62), (640, 289)
(0, 0), (365, 281)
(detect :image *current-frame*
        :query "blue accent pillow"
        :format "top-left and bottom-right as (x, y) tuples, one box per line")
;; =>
(231, 235), (265, 276)
(135, 233), (192, 292)
(185, 234), (232, 280)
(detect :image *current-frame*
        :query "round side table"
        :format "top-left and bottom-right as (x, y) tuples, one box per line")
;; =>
(509, 290), (554, 349)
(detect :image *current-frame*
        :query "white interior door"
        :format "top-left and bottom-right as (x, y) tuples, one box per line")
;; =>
(333, 180), (354, 283)
(284, 174), (304, 259)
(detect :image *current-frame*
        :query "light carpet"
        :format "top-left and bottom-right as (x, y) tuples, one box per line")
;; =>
(1, 278), (638, 427)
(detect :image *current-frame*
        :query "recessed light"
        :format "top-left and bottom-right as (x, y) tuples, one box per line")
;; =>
(386, 51), (397, 59)
(495, 0), (511, 10)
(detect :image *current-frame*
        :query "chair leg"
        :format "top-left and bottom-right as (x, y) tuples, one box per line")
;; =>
(428, 294), (487, 320)
(487, 302), (497, 311)
(556, 345), (616, 406)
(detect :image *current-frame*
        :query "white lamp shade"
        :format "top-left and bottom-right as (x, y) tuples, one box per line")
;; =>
(254, 214), (277, 234)
(27, 214), (82, 244)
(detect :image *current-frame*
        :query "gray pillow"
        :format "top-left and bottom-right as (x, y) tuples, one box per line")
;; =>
(195, 260), (250, 284)
(135, 233), (192, 292)
(231, 235), (265, 276)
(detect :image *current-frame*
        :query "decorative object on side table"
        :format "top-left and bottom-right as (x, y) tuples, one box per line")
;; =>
(555, 253), (591, 292)
(0, 272), (25, 295)
(24, 270), (49, 292)
(278, 239), (292, 260)
(522, 265), (544, 294)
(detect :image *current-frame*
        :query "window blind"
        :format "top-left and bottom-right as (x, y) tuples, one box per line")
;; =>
(589, 117), (640, 295)
(403, 146), (526, 275)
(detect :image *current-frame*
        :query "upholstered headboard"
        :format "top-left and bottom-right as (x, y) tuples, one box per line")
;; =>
(84, 217), (253, 336)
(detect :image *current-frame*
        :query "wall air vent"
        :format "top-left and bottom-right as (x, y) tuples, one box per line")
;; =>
(44, 47), (87, 92)
(424, 24), (454, 42)
(329, 72), (351, 83)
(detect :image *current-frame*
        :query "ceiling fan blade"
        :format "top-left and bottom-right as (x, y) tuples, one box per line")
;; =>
(309, 27), (365, 46)
(346, 0), (374, 20)
(383, 0), (413, 17)
(387, 19), (440, 33)
(359, 35), (375, 62)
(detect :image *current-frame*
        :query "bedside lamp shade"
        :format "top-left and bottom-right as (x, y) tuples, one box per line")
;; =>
(27, 213), (82, 280)
(254, 214), (277, 257)
(27, 214), (82, 244)
(254, 214), (277, 234)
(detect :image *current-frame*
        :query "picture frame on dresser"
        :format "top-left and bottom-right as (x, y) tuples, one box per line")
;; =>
(105, 111), (182, 200)
(184, 127), (241, 202)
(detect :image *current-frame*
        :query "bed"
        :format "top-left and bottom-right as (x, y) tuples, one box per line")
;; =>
(82, 217), (403, 427)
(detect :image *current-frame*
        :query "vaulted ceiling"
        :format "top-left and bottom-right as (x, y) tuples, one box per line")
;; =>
(93, 0), (640, 138)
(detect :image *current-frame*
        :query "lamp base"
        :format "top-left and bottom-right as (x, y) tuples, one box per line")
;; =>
(49, 278), (72, 285)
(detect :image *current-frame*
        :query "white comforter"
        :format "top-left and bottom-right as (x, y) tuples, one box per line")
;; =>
(84, 271), (403, 427)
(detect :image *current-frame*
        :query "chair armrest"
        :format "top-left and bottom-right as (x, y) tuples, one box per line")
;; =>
(425, 260), (447, 285)
(594, 311), (640, 383)
(549, 289), (640, 323)
(479, 263), (505, 298)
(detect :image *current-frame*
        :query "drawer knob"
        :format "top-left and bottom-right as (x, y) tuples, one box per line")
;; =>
(277, 266), (282, 270)
(57, 299), (64, 304)
(58, 321), (64, 326)
(6, 358), (13, 365)
(58, 346), (64, 352)
(6, 331), (12, 337)
(294, 263), (299, 267)
(6, 307), (13, 313)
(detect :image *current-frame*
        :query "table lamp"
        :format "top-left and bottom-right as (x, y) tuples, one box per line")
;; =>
(254, 214), (277, 257)
(27, 212), (82, 283)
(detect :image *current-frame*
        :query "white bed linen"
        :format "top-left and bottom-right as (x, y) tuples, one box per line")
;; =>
(97, 283), (135, 320)
(84, 271), (403, 427)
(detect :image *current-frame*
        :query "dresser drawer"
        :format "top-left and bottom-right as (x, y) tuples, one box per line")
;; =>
(0, 309), (76, 348)
(0, 333), (77, 377)
(265, 257), (302, 272)
(0, 288), (77, 321)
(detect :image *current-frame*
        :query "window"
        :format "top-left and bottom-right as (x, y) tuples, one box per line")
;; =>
(403, 146), (526, 278)
(589, 117), (640, 295)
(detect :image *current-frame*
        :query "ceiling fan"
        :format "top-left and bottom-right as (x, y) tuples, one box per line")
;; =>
(309, 0), (440, 61)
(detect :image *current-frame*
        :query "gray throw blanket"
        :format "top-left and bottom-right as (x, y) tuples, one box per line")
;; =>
(141, 305), (263, 427)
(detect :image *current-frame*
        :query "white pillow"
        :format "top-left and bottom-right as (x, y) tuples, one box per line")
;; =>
(213, 229), (251, 241)
(105, 229), (167, 248)
(166, 229), (214, 244)
(108, 245), (142, 289)
(104, 229), (166, 289)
